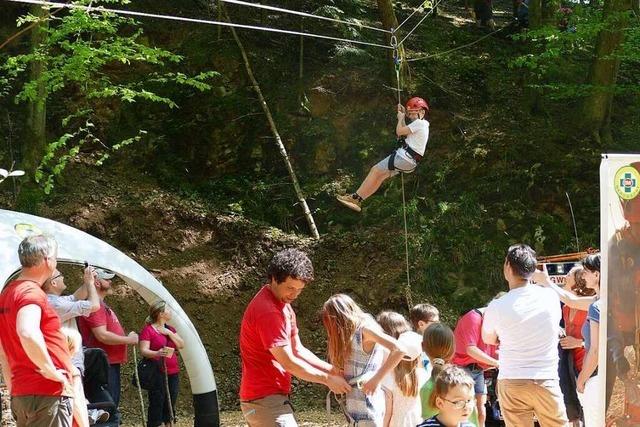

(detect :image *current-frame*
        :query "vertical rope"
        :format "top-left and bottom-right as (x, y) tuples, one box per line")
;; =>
(132, 346), (147, 427)
(391, 30), (413, 310)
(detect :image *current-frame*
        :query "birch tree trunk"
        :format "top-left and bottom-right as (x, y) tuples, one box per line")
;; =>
(223, 9), (320, 239)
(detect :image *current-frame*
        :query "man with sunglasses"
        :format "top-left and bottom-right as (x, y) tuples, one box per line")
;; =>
(78, 268), (138, 425)
(44, 266), (108, 425)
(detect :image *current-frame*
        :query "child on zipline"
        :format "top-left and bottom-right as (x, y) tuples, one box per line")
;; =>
(337, 96), (430, 212)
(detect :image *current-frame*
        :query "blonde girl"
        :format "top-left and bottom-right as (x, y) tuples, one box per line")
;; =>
(418, 365), (476, 427)
(377, 311), (427, 427)
(420, 323), (479, 426)
(323, 295), (407, 426)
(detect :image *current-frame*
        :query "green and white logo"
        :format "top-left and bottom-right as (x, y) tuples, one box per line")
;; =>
(615, 166), (640, 200)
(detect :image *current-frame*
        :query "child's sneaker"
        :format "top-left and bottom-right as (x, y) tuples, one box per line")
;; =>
(336, 194), (362, 212)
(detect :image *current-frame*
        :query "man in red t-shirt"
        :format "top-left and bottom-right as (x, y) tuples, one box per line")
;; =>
(77, 268), (138, 423)
(0, 235), (80, 427)
(452, 301), (501, 427)
(239, 249), (351, 426)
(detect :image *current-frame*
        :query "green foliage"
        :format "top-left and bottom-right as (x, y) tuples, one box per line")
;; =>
(510, 5), (640, 100)
(1, 0), (219, 193)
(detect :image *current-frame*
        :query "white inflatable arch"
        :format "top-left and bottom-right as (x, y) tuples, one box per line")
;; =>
(0, 209), (219, 426)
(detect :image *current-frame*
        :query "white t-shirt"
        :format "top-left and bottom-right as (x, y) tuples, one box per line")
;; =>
(382, 366), (428, 427)
(405, 119), (430, 156)
(482, 284), (561, 380)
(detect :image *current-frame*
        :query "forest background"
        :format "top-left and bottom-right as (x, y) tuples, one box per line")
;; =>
(0, 0), (639, 422)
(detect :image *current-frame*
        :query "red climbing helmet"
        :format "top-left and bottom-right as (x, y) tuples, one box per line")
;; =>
(406, 96), (429, 113)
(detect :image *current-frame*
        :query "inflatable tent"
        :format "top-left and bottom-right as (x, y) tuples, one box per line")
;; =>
(0, 209), (219, 426)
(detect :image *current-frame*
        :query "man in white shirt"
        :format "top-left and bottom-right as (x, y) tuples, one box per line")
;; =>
(482, 244), (569, 427)
(337, 97), (430, 212)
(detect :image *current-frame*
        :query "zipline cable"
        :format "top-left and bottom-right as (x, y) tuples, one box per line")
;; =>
(395, 0), (428, 33)
(398, 0), (447, 46)
(407, 26), (503, 61)
(2, 0), (394, 50)
(219, 0), (391, 34)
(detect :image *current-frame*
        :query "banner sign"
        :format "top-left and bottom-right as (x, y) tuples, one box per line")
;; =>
(601, 154), (640, 424)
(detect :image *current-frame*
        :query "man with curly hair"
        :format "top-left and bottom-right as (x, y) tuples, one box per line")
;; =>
(239, 248), (351, 426)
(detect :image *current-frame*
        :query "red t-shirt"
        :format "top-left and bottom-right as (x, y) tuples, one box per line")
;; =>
(562, 305), (587, 372)
(139, 324), (180, 375)
(78, 301), (127, 365)
(239, 285), (299, 401)
(0, 280), (74, 396)
(452, 309), (496, 370)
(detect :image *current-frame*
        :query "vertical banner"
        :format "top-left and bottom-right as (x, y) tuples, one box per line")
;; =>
(601, 154), (640, 424)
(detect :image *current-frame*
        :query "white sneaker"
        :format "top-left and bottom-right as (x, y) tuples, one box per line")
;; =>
(88, 409), (110, 425)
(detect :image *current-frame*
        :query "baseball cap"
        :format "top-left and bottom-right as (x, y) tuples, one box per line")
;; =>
(398, 331), (423, 361)
(95, 268), (115, 280)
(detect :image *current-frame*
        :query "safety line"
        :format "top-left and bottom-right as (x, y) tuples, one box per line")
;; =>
(407, 27), (503, 61)
(395, 0), (428, 33)
(398, 0), (447, 46)
(2, 0), (394, 50)
(220, 0), (391, 34)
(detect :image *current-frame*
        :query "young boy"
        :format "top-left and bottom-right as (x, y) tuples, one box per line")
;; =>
(410, 303), (440, 334)
(337, 97), (430, 212)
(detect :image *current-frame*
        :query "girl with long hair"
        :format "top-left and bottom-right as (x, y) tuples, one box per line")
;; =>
(322, 295), (407, 426)
(139, 301), (185, 427)
(377, 311), (427, 427)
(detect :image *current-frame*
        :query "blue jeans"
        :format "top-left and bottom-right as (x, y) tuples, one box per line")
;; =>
(108, 364), (121, 423)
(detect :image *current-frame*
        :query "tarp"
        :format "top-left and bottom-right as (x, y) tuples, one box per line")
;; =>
(601, 154), (640, 422)
(0, 209), (216, 395)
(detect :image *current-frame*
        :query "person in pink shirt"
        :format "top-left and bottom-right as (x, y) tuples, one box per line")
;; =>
(452, 294), (503, 427)
(139, 300), (184, 427)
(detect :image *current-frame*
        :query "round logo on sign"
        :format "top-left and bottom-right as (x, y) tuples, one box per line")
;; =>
(615, 166), (640, 200)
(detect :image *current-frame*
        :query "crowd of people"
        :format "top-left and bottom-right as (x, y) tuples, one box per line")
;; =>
(239, 245), (606, 427)
(0, 234), (184, 427)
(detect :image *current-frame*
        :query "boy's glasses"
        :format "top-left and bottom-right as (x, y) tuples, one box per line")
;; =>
(442, 397), (475, 410)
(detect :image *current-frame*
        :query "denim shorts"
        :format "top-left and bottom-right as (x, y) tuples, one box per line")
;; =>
(464, 365), (488, 395)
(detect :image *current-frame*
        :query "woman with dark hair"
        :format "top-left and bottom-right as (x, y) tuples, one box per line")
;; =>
(575, 254), (602, 427)
(139, 301), (185, 427)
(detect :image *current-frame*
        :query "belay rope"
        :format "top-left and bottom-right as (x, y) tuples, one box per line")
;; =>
(391, 31), (414, 310)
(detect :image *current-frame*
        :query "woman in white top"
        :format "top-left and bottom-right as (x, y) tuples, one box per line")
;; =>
(377, 311), (428, 427)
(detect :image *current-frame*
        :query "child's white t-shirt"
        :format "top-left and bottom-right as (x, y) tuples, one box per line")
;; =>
(405, 119), (430, 156)
(381, 366), (428, 427)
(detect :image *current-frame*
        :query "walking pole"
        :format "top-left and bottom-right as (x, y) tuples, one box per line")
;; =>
(132, 346), (147, 427)
(163, 357), (175, 426)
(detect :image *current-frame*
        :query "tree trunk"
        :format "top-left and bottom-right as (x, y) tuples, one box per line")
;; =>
(17, 5), (48, 212)
(223, 8), (320, 239)
(376, 0), (407, 91)
(529, 0), (543, 28)
(22, 5), (47, 176)
(582, 0), (632, 141)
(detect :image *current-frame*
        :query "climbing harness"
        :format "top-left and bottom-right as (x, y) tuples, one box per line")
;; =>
(132, 346), (147, 427)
